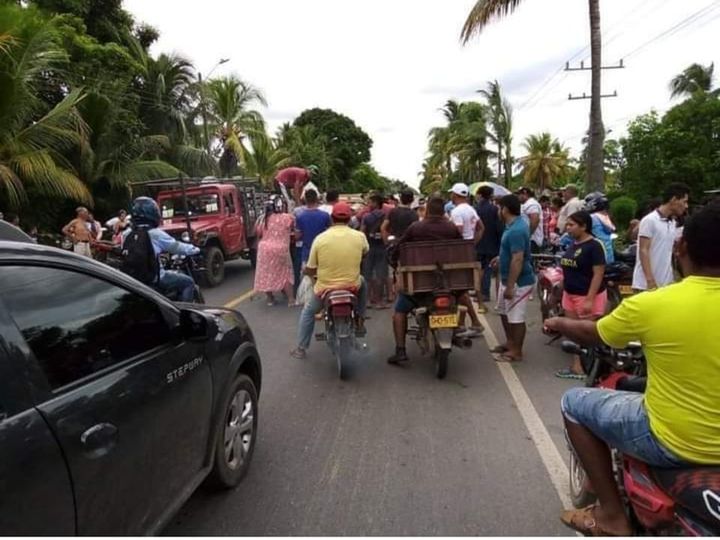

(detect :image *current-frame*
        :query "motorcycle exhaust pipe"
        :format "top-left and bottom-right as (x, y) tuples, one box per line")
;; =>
(452, 336), (473, 349)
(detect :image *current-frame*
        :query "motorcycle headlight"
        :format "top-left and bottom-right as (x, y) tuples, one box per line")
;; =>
(181, 231), (191, 243)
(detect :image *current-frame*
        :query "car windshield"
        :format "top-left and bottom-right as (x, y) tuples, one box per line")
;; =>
(160, 193), (220, 218)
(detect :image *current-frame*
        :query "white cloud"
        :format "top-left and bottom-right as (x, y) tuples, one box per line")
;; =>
(124, 0), (720, 187)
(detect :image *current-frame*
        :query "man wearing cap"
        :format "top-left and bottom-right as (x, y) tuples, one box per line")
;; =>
(557, 184), (584, 234)
(517, 187), (544, 254)
(290, 202), (369, 360)
(275, 165), (317, 207)
(449, 182), (485, 337)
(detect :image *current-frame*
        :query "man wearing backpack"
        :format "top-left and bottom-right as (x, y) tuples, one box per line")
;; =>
(122, 197), (200, 302)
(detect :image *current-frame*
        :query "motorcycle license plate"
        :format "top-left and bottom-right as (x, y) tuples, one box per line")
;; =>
(429, 313), (459, 329)
(619, 285), (634, 296)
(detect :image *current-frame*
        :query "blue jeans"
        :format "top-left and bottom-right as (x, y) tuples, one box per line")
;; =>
(477, 253), (496, 301)
(297, 278), (367, 350)
(159, 271), (196, 302)
(561, 388), (686, 468)
(292, 245), (302, 295)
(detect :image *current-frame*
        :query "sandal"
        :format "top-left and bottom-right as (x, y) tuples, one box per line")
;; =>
(494, 353), (522, 363)
(555, 368), (586, 380)
(560, 505), (626, 536)
(290, 348), (307, 360)
(490, 345), (508, 354)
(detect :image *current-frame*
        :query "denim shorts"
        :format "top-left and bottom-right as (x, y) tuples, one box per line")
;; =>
(561, 388), (686, 468)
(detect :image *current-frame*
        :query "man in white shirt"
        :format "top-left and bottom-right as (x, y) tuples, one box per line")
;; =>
(516, 187), (544, 253)
(557, 184), (585, 234)
(448, 183), (485, 337)
(632, 182), (690, 290)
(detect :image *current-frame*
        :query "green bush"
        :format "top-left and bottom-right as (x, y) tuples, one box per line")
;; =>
(610, 196), (638, 231)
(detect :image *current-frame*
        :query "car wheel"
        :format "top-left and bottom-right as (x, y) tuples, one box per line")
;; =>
(203, 246), (225, 287)
(206, 374), (258, 489)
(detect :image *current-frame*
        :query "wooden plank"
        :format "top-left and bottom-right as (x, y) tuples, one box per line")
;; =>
(397, 262), (481, 272)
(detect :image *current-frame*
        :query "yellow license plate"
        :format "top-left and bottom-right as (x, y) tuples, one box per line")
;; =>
(619, 285), (634, 296)
(429, 313), (459, 329)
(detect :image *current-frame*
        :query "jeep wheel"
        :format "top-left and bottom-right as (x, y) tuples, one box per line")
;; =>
(249, 247), (257, 269)
(206, 374), (258, 489)
(204, 246), (225, 287)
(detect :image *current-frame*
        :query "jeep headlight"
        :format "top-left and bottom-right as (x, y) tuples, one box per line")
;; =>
(181, 231), (191, 243)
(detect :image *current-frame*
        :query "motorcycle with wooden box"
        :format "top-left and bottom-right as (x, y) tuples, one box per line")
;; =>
(395, 240), (480, 379)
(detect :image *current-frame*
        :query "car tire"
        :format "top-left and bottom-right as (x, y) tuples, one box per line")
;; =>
(204, 246), (225, 287)
(206, 374), (258, 489)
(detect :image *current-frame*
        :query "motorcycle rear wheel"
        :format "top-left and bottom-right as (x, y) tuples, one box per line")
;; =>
(337, 336), (352, 380)
(434, 347), (449, 379)
(569, 451), (597, 508)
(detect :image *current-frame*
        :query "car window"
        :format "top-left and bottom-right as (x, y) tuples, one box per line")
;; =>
(0, 266), (172, 390)
(224, 194), (236, 215)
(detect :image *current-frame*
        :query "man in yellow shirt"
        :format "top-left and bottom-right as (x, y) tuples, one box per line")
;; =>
(545, 201), (720, 536)
(291, 202), (369, 359)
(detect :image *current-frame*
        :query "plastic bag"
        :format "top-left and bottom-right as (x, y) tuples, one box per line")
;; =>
(296, 275), (314, 306)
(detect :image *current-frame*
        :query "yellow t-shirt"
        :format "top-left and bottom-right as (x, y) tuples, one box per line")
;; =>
(307, 225), (369, 294)
(597, 276), (720, 464)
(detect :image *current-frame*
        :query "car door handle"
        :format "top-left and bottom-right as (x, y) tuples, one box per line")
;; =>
(80, 422), (118, 458)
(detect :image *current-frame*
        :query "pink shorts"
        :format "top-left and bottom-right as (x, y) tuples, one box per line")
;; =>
(562, 290), (608, 319)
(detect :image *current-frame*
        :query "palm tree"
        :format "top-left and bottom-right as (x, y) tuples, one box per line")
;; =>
(479, 80), (513, 185)
(519, 133), (571, 192)
(206, 76), (267, 176)
(243, 131), (291, 187)
(0, 18), (92, 208)
(670, 63), (716, 99)
(462, 0), (605, 192)
(449, 101), (492, 183)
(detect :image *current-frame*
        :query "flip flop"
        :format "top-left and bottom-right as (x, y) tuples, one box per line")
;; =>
(289, 348), (307, 360)
(490, 345), (508, 354)
(555, 368), (586, 380)
(494, 353), (522, 363)
(560, 505), (626, 536)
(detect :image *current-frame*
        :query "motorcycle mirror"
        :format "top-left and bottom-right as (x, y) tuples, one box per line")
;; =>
(561, 340), (583, 355)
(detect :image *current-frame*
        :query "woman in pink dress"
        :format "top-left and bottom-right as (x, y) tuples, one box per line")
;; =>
(254, 197), (296, 306)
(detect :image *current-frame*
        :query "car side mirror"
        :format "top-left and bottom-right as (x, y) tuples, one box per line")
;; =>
(179, 309), (218, 342)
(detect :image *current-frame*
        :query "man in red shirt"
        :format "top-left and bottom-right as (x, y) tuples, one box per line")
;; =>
(275, 165), (318, 206)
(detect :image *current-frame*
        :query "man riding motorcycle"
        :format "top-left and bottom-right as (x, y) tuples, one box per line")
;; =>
(545, 201), (720, 536)
(387, 196), (477, 364)
(124, 196), (201, 302)
(290, 202), (368, 360)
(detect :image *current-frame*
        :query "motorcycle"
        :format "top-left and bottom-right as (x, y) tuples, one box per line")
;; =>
(406, 270), (472, 380)
(562, 341), (720, 535)
(534, 252), (564, 342)
(158, 252), (206, 304)
(315, 289), (363, 379)
(605, 242), (637, 311)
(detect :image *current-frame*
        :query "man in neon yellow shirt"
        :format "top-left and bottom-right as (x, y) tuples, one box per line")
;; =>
(545, 201), (720, 536)
(290, 202), (369, 359)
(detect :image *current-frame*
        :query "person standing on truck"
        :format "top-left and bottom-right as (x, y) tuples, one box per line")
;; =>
(275, 165), (318, 207)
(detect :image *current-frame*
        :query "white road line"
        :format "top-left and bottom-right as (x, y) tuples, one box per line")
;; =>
(478, 312), (573, 509)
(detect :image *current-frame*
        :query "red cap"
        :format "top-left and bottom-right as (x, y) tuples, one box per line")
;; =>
(331, 202), (352, 220)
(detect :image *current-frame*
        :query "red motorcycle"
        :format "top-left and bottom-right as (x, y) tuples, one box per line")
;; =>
(534, 253), (564, 340)
(562, 341), (720, 535)
(315, 289), (362, 380)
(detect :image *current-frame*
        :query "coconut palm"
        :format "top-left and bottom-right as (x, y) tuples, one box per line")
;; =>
(669, 63), (716, 99)
(462, 0), (605, 192)
(0, 18), (91, 207)
(479, 80), (513, 185)
(243, 131), (291, 187)
(206, 76), (267, 176)
(519, 133), (571, 192)
(449, 101), (492, 183)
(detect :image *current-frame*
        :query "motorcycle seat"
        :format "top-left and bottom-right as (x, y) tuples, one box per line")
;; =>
(604, 261), (631, 281)
(322, 289), (357, 306)
(616, 375), (647, 393)
(614, 246), (637, 265)
(652, 466), (720, 530)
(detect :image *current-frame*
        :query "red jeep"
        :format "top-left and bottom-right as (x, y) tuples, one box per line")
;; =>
(133, 178), (266, 286)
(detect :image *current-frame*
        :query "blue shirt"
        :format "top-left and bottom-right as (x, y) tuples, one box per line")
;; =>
(499, 217), (535, 288)
(591, 214), (614, 264)
(296, 208), (331, 262)
(474, 198), (503, 256)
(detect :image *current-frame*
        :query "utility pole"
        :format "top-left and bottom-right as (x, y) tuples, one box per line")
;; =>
(565, 60), (624, 101)
(199, 72), (211, 154)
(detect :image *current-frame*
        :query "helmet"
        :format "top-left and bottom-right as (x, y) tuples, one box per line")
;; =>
(306, 164), (319, 176)
(584, 192), (609, 213)
(131, 196), (161, 227)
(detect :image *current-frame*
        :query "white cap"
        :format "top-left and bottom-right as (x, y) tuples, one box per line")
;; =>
(448, 182), (470, 197)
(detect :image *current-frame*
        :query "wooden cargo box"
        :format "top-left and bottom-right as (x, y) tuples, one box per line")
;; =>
(396, 240), (481, 295)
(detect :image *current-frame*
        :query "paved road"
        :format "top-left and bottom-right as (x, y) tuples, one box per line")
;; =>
(166, 260), (580, 536)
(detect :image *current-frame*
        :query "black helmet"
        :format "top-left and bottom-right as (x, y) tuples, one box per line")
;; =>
(131, 196), (161, 227)
(584, 192), (609, 213)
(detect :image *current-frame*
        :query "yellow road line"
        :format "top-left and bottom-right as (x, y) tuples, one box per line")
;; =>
(223, 289), (255, 309)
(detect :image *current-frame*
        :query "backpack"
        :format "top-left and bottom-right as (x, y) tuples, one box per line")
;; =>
(120, 226), (159, 285)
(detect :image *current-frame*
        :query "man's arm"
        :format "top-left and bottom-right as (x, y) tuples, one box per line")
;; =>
(506, 251), (524, 290)
(62, 220), (75, 238)
(544, 318), (603, 346)
(381, 218), (391, 243)
(528, 213), (540, 235)
(155, 230), (200, 256)
(638, 236), (656, 289)
(473, 217), (485, 244)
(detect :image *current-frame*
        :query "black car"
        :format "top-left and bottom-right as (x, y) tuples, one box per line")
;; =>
(0, 237), (262, 535)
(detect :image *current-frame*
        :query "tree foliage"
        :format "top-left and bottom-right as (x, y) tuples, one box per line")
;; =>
(519, 133), (571, 192)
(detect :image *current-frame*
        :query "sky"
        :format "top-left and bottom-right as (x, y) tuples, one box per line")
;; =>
(124, 0), (720, 188)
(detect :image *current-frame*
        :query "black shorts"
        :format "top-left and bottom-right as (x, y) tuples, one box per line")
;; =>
(363, 244), (389, 280)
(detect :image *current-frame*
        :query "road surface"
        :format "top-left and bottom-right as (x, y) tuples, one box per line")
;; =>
(165, 260), (580, 536)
